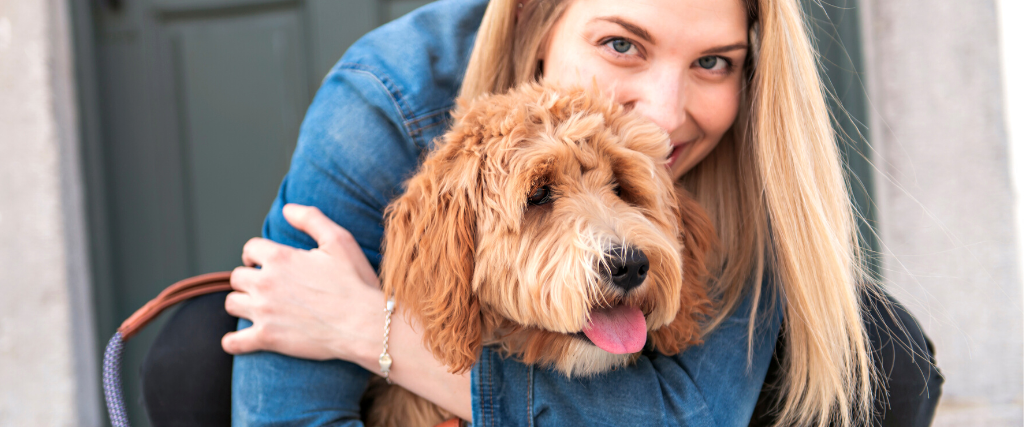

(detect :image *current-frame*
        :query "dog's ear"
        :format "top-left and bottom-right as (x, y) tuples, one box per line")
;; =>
(649, 188), (718, 354)
(380, 141), (482, 374)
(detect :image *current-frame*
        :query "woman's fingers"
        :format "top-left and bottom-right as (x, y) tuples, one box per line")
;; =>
(241, 237), (293, 268)
(282, 204), (380, 287)
(229, 266), (259, 292)
(221, 327), (264, 355)
(224, 290), (254, 319)
(282, 204), (356, 251)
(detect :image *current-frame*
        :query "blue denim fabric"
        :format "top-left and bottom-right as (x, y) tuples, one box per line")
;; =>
(472, 285), (780, 427)
(232, 0), (782, 425)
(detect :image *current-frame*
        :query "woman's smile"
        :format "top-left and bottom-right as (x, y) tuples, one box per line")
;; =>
(667, 138), (696, 170)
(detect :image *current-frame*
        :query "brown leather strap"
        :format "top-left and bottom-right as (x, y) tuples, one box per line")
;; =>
(118, 271), (233, 340)
(433, 419), (462, 427)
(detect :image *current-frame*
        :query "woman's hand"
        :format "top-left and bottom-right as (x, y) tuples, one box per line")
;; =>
(221, 203), (385, 363)
(222, 203), (473, 420)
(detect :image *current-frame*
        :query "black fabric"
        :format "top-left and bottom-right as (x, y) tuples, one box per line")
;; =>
(141, 291), (237, 427)
(749, 288), (944, 427)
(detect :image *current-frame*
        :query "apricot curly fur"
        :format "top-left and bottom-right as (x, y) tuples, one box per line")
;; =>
(369, 82), (717, 427)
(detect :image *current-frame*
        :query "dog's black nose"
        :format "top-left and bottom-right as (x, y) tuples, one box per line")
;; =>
(603, 246), (649, 292)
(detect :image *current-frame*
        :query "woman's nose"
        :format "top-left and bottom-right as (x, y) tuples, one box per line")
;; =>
(631, 75), (688, 133)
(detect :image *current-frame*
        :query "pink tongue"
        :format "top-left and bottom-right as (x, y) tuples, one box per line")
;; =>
(582, 305), (647, 354)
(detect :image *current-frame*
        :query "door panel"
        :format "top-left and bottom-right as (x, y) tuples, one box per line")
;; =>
(151, 0), (295, 14)
(172, 10), (308, 273)
(387, 0), (431, 20)
(97, 33), (192, 319)
(306, 0), (379, 85)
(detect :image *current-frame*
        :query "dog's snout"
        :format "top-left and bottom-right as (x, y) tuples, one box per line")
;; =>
(603, 246), (649, 292)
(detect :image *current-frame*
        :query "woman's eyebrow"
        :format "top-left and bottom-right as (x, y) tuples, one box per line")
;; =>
(701, 43), (749, 55)
(591, 16), (655, 44)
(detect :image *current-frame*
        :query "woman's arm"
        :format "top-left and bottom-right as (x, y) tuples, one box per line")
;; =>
(225, 63), (432, 425)
(225, 204), (474, 420)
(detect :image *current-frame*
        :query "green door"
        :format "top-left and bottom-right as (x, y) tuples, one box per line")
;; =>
(80, 0), (871, 425)
(84, 1), (428, 425)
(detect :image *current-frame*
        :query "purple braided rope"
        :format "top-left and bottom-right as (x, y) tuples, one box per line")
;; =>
(103, 332), (131, 427)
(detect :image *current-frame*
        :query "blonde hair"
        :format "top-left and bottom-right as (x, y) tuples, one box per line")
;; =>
(459, 0), (873, 426)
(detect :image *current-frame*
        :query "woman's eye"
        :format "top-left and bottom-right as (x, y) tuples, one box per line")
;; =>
(696, 56), (728, 71)
(605, 38), (637, 55)
(528, 185), (553, 205)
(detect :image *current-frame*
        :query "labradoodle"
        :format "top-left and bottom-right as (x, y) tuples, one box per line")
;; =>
(364, 82), (717, 427)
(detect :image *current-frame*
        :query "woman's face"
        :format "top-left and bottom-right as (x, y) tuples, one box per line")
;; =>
(540, 0), (748, 180)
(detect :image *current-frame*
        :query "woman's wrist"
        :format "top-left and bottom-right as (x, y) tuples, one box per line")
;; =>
(352, 301), (412, 374)
(363, 306), (474, 420)
(330, 285), (391, 370)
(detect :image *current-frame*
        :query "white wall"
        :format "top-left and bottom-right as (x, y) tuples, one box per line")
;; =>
(999, 0), (1024, 406)
(861, 0), (1024, 425)
(0, 0), (98, 425)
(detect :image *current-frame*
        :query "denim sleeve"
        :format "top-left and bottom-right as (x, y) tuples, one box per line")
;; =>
(472, 280), (782, 427)
(231, 66), (422, 426)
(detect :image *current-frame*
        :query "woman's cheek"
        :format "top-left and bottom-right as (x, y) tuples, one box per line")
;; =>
(696, 82), (742, 139)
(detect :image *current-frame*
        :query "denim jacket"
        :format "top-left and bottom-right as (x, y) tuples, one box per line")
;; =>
(231, 0), (781, 425)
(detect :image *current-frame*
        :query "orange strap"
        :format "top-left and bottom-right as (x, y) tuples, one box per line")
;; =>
(434, 419), (462, 427)
(118, 271), (233, 340)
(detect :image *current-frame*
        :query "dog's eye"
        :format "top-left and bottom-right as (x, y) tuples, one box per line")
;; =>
(613, 184), (622, 197)
(528, 185), (553, 205)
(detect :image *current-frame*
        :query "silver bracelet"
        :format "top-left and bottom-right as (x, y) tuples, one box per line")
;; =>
(379, 298), (395, 384)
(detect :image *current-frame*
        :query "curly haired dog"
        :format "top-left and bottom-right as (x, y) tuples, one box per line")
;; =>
(364, 83), (717, 427)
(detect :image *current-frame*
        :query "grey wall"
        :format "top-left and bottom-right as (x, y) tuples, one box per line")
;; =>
(0, 0), (99, 425)
(861, 0), (1023, 425)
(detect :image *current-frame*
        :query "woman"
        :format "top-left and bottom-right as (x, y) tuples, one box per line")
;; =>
(215, 0), (941, 425)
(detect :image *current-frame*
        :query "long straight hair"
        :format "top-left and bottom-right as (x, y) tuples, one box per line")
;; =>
(459, 0), (873, 425)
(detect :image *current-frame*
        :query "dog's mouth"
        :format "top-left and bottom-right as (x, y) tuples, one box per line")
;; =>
(572, 304), (647, 354)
